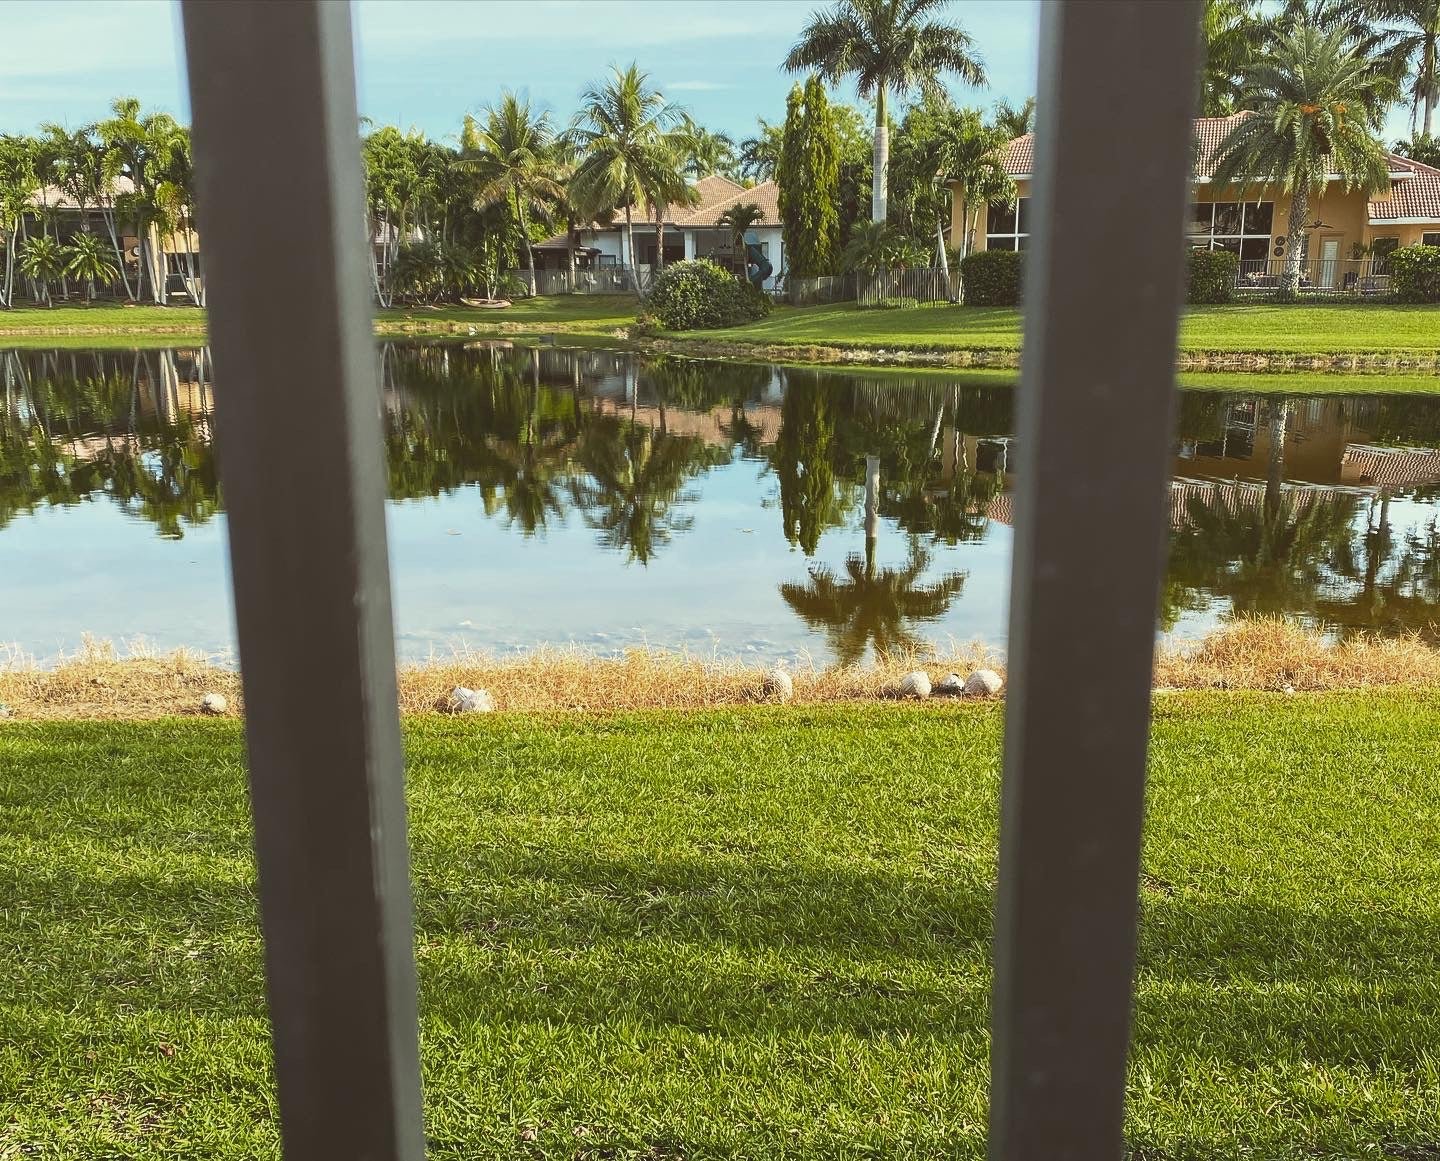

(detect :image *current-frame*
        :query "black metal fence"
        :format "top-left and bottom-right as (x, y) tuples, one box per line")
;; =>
(1235, 257), (1391, 296)
(176, 2), (1202, 1158)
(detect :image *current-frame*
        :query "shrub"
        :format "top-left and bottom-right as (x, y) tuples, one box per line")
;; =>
(1185, 248), (1238, 304)
(959, 249), (1023, 306)
(1387, 245), (1440, 303)
(857, 297), (908, 310)
(645, 259), (771, 330)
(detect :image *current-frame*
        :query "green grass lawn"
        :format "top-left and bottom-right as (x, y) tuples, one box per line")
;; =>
(3, 694), (1439, 1159)
(0, 295), (639, 345)
(675, 300), (1440, 355)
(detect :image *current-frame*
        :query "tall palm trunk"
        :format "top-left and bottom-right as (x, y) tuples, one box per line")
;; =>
(1265, 400), (1291, 518)
(936, 215), (953, 301)
(514, 190), (537, 297)
(872, 86), (890, 223)
(655, 203), (667, 278)
(623, 204), (641, 297)
(1425, 35), (1436, 138)
(1280, 183), (1309, 302)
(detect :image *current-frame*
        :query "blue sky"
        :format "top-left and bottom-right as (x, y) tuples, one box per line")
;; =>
(2, 0), (1039, 140)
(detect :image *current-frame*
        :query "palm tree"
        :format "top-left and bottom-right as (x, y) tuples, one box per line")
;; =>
(1363, 0), (1440, 137)
(1210, 23), (1393, 300)
(570, 65), (684, 296)
(63, 232), (119, 302)
(0, 136), (41, 309)
(462, 93), (562, 298)
(783, 0), (987, 224)
(17, 236), (64, 306)
(738, 119), (785, 181)
(991, 96), (1035, 139)
(780, 540), (967, 666)
(717, 201), (765, 283)
(677, 115), (739, 178)
(97, 98), (180, 304)
(840, 220), (917, 273)
(1199, 0), (1270, 115)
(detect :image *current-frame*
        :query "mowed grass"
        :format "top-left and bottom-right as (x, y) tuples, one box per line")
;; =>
(0, 294), (639, 344)
(3, 695), (1440, 1158)
(676, 300), (1440, 355)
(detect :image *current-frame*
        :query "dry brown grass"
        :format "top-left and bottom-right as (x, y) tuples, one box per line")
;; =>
(1153, 618), (1440, 691)
(4, 621), (1440, 721)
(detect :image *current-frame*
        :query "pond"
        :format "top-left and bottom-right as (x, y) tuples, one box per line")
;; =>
(4, 343), (1440, 666)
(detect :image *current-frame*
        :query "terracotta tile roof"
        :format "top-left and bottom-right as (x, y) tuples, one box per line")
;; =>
(1368, 155), (1440, 223)
(996, 135), (1033, 176)
(674, 179), (780, 228)
(989, 113), (1440, 225)
(1342, 444), (1440, 486)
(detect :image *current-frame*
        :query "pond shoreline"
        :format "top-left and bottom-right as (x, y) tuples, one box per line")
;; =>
(3, 321), (1437, 379)
(3, 622), (1435, 720)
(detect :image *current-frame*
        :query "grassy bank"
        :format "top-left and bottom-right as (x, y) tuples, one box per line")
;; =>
(2, 692), (1439, 1158)
(0, 296), (637, 346)
(5, 621), (1440, 720)
(674, 301), (1440, 356)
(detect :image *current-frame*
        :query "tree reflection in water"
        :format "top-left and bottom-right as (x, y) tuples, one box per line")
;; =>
(7, 343), (1440, 647)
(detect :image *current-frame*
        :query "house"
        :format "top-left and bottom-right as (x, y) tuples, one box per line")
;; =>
(533, 175), (785, 291)
(950, 113), (1440, 291)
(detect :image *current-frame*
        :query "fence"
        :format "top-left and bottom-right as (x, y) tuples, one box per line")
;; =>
(177, 2), (1202, 1158)
(1234, 257), (1390, 296)
(787, 266), (956, 307)
(527, 266), (648, 296)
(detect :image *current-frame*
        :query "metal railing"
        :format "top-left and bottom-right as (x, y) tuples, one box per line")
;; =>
(526, 266), (648, 296)
(176, 2), (1203, 1159)
(1234, 256), (1391, 296)
(787, 267), (957, 307)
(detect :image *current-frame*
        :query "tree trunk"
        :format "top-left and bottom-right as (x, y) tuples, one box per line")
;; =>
(624, 205), (641, 297)
(864, 454), (880, 572)
(1280, 183), (1308, 302)
(936, 215), (953, 301)
(655, 204), (667, 278)
(1264, 400), (1290, 518)
(871, 87), (889, 224)
(1425, 35), (1436, 138)
(567, 216), (578, 292)
(516, 192), (537, 297)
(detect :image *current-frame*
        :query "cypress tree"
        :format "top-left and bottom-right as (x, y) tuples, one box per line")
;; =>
(800, 76), (840, 275)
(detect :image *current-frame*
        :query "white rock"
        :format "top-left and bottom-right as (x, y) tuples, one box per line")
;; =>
(934, 673), (964, 695)
(200, 692), (228, 715)
(762, 668), (794, 702)
(447, 686), (494, 714)
(964, 669), (1004, 697)
(899, 671), (932, 699)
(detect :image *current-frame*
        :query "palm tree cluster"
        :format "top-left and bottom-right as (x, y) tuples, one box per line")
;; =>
(1197, 0), (1438, 298)
(1, 98), (195, 309)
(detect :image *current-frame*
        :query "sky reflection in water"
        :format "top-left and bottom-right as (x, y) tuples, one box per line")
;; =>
(3, 343), (1439, 665)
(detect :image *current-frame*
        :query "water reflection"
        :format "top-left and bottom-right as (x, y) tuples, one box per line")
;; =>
(4, 343), (1440, 662)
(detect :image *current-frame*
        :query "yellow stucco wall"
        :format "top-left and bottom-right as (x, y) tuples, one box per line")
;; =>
(950, 178), (1438, 258)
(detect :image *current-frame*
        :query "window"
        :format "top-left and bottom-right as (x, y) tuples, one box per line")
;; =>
(1187, 201), (1273, 267)
(1424, 232), (1440, 247)
(1370, 236), (1400, 271)
(986, 197), (1029, 251)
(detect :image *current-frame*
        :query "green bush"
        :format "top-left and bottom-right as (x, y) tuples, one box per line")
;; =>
(1387, 245), (1440, 303)
(645, 259), (771, 330)
(959, 249), (1023, 306)
(857, 297), (909, 310)
(1186, 248), (1238, 304)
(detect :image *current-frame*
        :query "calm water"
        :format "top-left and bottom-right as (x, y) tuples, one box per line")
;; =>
(3, 343), (1440, 665)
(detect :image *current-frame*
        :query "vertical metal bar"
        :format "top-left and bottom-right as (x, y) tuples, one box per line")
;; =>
(989, 3), (1201, 1158)
(179, 4), (425, 1158)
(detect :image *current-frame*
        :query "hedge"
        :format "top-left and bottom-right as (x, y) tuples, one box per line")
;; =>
(959, 249), (1023, 307)
(1186, 248), (1238, 304)
(642, 259), (772, 330)
(1387, 245), (1440, 303)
